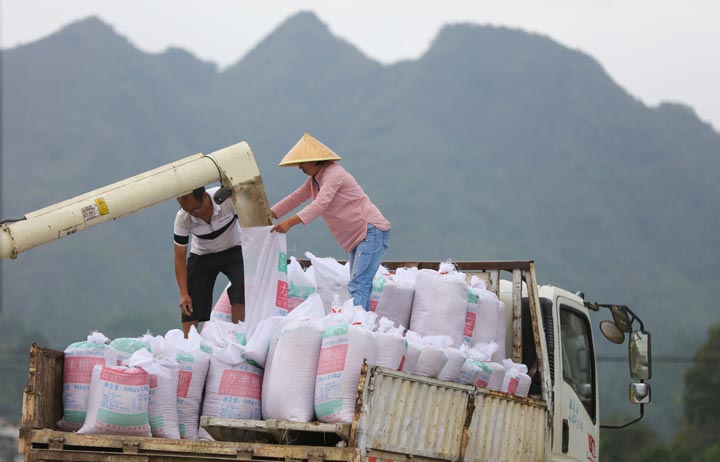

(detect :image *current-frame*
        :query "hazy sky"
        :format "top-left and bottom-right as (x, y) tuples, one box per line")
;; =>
(2, 0), (719, 131)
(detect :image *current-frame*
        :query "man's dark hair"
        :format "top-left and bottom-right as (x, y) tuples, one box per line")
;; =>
(179, 186), (205, 202)
(315, 160), (329, 166)
(191, 187), (206, 201)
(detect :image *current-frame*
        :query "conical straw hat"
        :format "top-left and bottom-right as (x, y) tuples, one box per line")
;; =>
(278, 133), (342, 166)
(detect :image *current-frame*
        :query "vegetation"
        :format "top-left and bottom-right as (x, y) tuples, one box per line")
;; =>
(601, 323), (720, 461)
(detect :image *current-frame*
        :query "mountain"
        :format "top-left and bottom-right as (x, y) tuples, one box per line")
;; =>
(2, 12), (719, 435)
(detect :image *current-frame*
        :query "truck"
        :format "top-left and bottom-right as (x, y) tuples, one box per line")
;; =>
(1, 141), (652, 462)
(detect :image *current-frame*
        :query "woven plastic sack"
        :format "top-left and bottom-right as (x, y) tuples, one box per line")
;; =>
(438, 347), (466, 382)
(372, 318), (406, 370)
(125, 344), (180, 439)
(242, 226), (289, 334)
(165, 327), (210, 439)
(201, 319), (249, 348)
(306, 252), (350, 312)
(371, 267), (416, 329)
(57, 331), (110, 431)
(106, 337), (150, 367)
(262, 320), (325, 421)
(210, 282), (233, 322)
(501, 359), (531, 397)
(198, 338), (262, 440)
(288, 256), (317, 311)
(315, 322), (377, 423)
(412, 336), (452, 378)
(77, 365), (151, 436)
(491, 300), (507, 363)
(409, 267), (468, 347)
(401, 330), (423, 373)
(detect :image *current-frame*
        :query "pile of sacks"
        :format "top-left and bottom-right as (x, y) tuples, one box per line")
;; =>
(57, 254), (530, 439)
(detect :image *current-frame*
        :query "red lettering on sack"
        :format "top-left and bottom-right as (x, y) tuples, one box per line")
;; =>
(64, 356), (105, 384)
(276, 280), (289, 310)
(464, 311), (476, 337)
(507, 377), (519, 394)
(100, 367), (148, 386)
(177, 370), (192, 398)
(317, 344), (349, 375)
(219, 370), (262, 399)
(149, 374), (158, 389)
(370, 300), (379, 312)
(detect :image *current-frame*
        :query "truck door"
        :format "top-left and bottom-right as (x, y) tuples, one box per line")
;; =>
(553, 298), (599, 462)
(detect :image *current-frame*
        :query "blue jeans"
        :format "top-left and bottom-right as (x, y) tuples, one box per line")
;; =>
(348, 224), (390, 311)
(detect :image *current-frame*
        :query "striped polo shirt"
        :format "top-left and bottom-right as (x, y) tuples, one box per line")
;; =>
(173, 187), (242, 255)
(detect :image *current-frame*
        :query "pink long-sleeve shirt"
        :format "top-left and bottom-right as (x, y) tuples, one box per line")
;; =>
(271, 163), (391, 252)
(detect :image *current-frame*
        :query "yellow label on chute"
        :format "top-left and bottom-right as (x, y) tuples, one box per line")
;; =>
(95, 198), (109, 215)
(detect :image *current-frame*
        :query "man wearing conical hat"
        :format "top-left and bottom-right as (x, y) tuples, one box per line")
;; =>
(270, 133), (391, 311)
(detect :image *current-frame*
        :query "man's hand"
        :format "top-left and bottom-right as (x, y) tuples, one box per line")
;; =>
(179, 294), (193, 316)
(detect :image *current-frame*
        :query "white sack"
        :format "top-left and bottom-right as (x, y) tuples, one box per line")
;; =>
(287, 256), (317, 311)
(77, 365), (151, 436)
(57, 332), (109, 431)
(371, 267), (416, 329)
(315, 323), (377, 423)
(437, 348), (466, 382)
(165, 327), (210, 440)
(126, 347), (180, 439)
(201, 319), (248, 349)
(411, 336), (452, 378)
(262, 321), (325, 421)
(491, 301), (507, 362)
(401, 330), (423, 373)
(501, 359), (531, 397)
(372, 318), (406, 370)
(242, 226), (289, 333)
(243, 316), (284, 368)
(409, 268), (468, 347)
(202, 357), (263, 421)
(210, 282), (233, 322)
(306, 252), (350, 312)
(106, 337), (149, 367)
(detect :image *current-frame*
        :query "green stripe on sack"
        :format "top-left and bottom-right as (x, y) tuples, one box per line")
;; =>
(372, 277), (387, 293)
(245, 359), (263, 369)
(62, 410), (86, 423)
(289, 283), (316, 298)
(315, 399), (343, 419)
(467, 292), (479, 304)
(200, 344), (213, 354)
(323, 324), (349, 338)
(177, 353), (194, 363)
(278, 252), (288, 273)
(149, 415), (165, 429)
(96, 409), (149, 427)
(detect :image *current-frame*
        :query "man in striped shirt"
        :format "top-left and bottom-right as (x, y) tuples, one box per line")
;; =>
(173, 186), (244, 336)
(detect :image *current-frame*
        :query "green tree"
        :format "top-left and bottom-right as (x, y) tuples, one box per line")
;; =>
(672, 323), (720, 461)
(0, 313), (48, 422)
(600, 420), (669, 462)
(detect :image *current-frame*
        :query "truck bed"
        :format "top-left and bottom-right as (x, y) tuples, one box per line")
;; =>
(20, 344), (549, 462)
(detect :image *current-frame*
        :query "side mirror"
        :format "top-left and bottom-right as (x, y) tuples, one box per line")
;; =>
(611, 305), (632, 333)
(629, 331), (652, 380)
(600, 320), (625, 344)
(630, 382), (651, 404)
